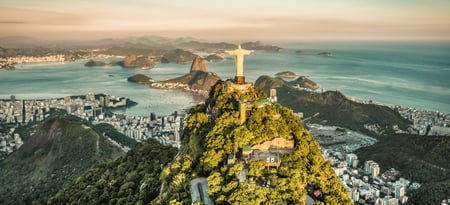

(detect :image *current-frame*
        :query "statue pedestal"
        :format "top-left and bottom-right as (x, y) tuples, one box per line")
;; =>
(226, 80), (253, 93)
(235, 76), (245, 84)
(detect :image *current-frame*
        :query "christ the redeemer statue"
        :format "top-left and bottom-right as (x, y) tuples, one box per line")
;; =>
(226, 44), (254, 85)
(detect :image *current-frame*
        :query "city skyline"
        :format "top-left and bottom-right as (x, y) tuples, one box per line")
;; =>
(1, 0), (450, 41)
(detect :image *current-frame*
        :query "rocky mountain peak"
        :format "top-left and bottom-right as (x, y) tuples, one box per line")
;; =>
(190, 56), (208, 72)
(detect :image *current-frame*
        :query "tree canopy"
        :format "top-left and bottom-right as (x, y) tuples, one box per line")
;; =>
(160, 81), (353, 204)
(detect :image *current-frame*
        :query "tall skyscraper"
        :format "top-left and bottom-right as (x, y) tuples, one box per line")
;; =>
(364, 160), (380, 177)
(150, 112), (157, 121)
(395, 186), (405, 199)
(22, 100), (26, 123)
(270, 88), (277, 102)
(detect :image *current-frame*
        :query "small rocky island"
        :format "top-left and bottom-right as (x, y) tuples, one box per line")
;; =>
(318, 51), (332, 57)
(275, 71), (298, 78)
(84, 59), (120, 67)
(127, 74), (154, 85)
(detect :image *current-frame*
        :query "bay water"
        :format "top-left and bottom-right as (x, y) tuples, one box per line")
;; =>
(1, 41), (449, 116)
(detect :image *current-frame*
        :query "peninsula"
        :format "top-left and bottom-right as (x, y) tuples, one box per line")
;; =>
(128, 56), (221, 96)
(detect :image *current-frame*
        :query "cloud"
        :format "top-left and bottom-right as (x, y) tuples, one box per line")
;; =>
(0, 7), (92, 25)
(0, 21), (28, 24)
(0, 1), (449, 40)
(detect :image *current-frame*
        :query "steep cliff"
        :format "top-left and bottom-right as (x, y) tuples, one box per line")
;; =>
(190, 56), (208, 72)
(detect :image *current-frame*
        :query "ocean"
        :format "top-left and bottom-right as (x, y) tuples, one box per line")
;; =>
(1, 41), (449, 116)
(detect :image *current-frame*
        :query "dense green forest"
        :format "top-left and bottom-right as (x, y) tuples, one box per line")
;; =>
(93, 123), (138, 148)
(158, 81), (353, 204)
(41, 138), (177, 204)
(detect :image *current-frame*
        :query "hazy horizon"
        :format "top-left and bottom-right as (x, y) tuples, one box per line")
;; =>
(1, 0), (450, 41)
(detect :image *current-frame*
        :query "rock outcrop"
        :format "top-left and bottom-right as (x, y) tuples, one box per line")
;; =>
(122, 54), (157, 69)
(190, 56), (208, 73)
(85, 59), (107, 67)
(84, 59), (120, 67)
(288, 76), (320, 90)
(188, 71), (221, 91)
(123, 54), (137, 67)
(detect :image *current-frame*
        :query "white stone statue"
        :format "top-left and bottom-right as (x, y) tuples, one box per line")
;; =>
(226, 44), (253, 84)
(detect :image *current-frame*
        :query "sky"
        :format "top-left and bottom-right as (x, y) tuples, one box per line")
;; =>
(1, 0), (449, 41)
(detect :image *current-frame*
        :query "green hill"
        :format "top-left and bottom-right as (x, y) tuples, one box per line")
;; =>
(127, 74), (154, 85)
(356, 134), (450, 205)
(255, 75), (411, 135)
(161, 49), (197, 64)
(0, 115), (125, 205)
(157, 81), (352, 204)
(41, 138), (177, 205)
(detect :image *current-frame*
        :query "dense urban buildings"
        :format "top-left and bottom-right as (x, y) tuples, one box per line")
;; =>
(0, 93), (183, 158)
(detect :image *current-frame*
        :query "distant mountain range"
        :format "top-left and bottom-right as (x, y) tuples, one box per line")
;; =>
(0, 35), (284, 58)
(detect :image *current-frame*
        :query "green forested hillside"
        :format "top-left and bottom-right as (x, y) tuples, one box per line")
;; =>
(356, 134), (450, 205)
(0, 115), (125, 205)
(255, 75), (411, 134)
(158, 81), (352, 204)
(42, 138), (178, 205)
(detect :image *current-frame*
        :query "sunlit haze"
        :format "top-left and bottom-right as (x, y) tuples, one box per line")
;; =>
(1, 0), (450, 41)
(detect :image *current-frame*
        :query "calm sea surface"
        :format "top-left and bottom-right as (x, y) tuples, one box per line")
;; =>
(1, 41), (449, 115)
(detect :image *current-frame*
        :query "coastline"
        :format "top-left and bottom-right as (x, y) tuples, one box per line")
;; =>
(149, 82), (209, 97)
(0, 54), (122, 69)
(1, 42), (449, 115)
